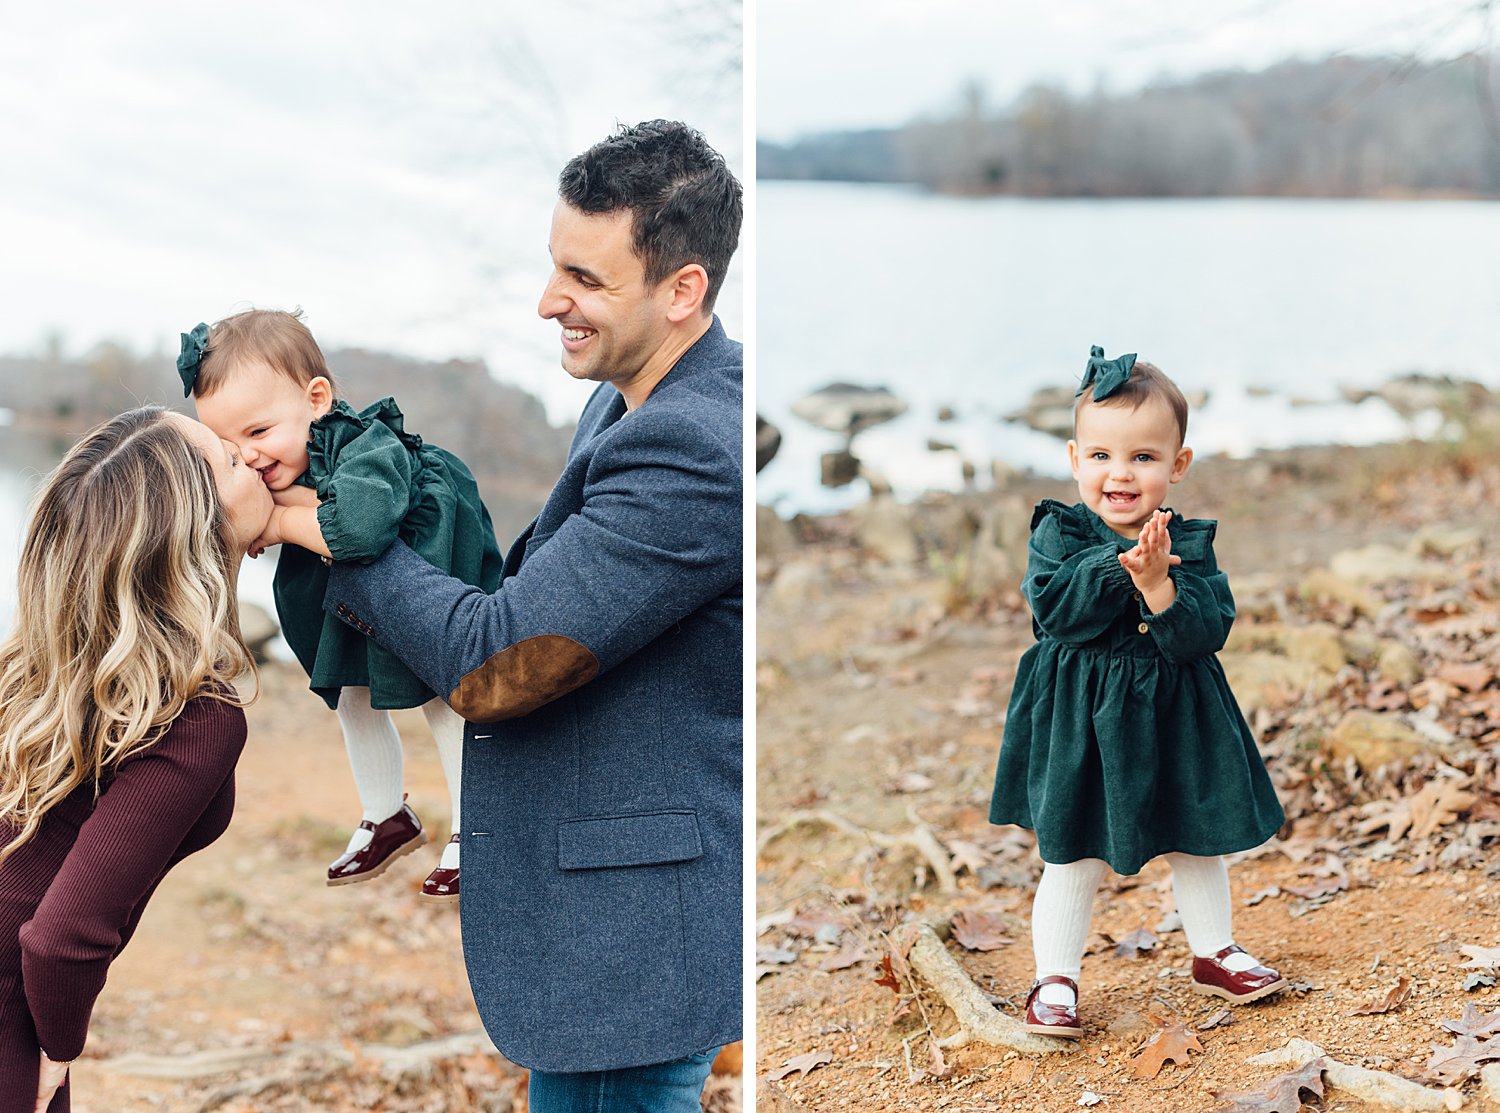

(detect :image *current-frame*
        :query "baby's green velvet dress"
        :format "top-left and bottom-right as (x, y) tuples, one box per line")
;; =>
(989, 500), (1284, 875)
(273, 398), (504, 711)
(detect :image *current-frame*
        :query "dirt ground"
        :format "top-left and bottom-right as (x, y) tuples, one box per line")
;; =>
(66, 661), (741, 1113)
(756, 438), (1500, 1112)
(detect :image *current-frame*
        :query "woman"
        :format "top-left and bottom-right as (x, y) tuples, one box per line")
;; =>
(0, 407), (272, 1112)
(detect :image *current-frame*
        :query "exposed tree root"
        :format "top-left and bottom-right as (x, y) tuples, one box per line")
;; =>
(101, 1029), (499, 1080)
(757, 808), (958, 893)
(1250, 1039), (1465, 1111)
(905, 923), (1073, 1054)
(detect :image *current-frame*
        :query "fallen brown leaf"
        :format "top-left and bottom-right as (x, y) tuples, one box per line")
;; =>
(925, 1041), (954, 1080)
(1460, 944), (1500, 971)
(1210, 1058), (1327, 1113)
(783, 907), (848, 942)
(1436, 661), (1495, 692)
(817, 942), (870, 972)
(1355, 777), (1476, 841)
(945, 839), (992, 876)
(950, 909), (1013, 952)
(1129, 1015), (1205, 1079)
(873, 954), (902, 994)
(1425, 1034), (1500, 1084)
(1443, 1003), (1500, 1037)
(1348, 976), (1411, 1016)
(1197, 1008), (1234, 1031)
(767, 1050), (833, 1082)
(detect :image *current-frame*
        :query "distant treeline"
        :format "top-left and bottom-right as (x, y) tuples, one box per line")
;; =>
(759, 54), (1500, 197)
(0, 340), (572, 542)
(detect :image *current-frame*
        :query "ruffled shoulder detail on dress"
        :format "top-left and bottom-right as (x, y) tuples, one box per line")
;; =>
(1030, 499), (1107, 550)
(1166, 513), (1217, 564)
(1029, 499), (1218, 564)
(305, 397), (423, 482)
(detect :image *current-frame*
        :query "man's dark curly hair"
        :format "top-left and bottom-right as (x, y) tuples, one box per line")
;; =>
(559, 120), (742, 314)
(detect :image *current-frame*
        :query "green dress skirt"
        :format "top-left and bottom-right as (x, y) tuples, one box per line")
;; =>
(273, 398), (504, 711)
(988, 499), (1284, 875)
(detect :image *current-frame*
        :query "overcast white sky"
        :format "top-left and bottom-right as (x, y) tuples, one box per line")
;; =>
(0, 1), (742, 420)
(758, 0), (1491, 140)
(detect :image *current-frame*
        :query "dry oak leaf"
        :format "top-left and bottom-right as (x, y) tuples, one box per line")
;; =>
(1348, 975), (1411, 1016)
(1443, 1003), (1500, 1037)
(1129, 1015), (1205, 1079)
(1460, 944), (1500, 971)
(1354, 777), (1476, 841)
(925, 1041), (954, 1081)
(1424, 1034), (1500, 1084)
(767, 1050), (833, 1082)
(950, 909), (1014, 952)
(873, 953), (903, 994)
(1210, 1058), (1327, 1113)
(1113, 927), (1160, 959)
(945, 839), (993, 876)
(817, 942), (870, 972)
(1435, 661), (1495, 692)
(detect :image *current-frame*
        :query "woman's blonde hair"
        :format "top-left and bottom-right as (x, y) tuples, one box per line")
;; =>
(0, 407), (254, 861)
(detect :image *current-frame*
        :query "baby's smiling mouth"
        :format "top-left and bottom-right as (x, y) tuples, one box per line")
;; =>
(1105, 491), (1139, 506)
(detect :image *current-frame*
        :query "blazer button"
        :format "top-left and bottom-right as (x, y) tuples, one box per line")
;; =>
(1138, 622), (1149, 634)
(336, 604), (349, 617)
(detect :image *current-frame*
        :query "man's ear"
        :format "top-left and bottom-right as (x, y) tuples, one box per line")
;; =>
(664, 263), (710, 323)
(1170, 445), (1194, 482)
(306, 376), (334, 419)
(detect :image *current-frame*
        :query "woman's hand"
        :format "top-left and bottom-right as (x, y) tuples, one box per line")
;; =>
(35, 1053), (69, 1112)
(1118, 509), (1180, 612)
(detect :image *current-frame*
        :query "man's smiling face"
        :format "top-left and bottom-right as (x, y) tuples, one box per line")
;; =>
(537, 202), (674, 387)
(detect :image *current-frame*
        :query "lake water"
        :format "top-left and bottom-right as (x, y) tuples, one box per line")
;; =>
(757, 181), (1500, 514)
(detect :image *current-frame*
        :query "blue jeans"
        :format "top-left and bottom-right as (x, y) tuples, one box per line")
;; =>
(527, 1049), (718, 1113)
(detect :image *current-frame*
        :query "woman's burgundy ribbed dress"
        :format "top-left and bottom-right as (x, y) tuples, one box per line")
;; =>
(0, 696), (245, 1112)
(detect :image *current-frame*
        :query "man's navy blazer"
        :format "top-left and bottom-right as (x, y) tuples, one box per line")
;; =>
(323, 319), (742, 1073)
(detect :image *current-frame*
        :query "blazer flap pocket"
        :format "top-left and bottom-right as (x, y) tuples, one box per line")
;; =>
(558, 810), (702, 870)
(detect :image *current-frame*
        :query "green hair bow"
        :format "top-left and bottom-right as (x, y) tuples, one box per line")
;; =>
(1076, 344), (1137, 401)
(177, 322), (210, 397)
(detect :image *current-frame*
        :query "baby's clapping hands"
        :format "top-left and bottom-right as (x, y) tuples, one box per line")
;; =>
(1118, 509), (1180, 613)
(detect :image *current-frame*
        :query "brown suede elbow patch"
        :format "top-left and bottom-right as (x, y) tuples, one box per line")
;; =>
(449, 635), (601, 721)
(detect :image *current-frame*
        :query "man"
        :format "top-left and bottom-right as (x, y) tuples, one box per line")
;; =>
(320, 120), (742, 1111)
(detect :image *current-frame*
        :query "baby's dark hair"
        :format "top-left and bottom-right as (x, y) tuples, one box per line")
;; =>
(1074, 360), (1189, 445)
(193, 308), (337, 399)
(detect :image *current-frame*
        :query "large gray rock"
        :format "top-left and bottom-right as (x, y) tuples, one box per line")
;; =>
(1298, 568), (1382, 618)
(756, 504), (797, 562)
(763, 559), (830, 609)
(1329, 544), (1453, 587)
(1004, 385), (1076, 440)
(1411, 524), (1482, 559)
(1376, 641), (1422, 686)
(238, 601), (278, 662)
(1220, 650), (1337, 713)
(1223, 621), (1348, 674)
(791, 383), (908, 436)
(851, 495), (920, 564)
(1325, 709), (1441, 772)
(755, 414), (781, 473)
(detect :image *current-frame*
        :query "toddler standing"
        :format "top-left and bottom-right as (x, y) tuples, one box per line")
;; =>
(989, 346), (1287, 1038)
(180, 309), (503, 902)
